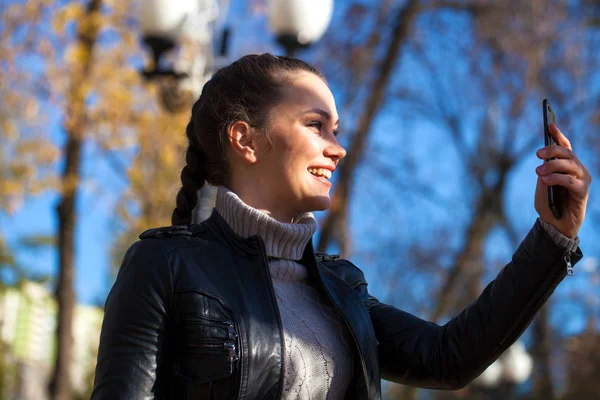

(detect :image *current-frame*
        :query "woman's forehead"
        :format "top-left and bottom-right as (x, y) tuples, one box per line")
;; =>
(280, 72), (338, 118)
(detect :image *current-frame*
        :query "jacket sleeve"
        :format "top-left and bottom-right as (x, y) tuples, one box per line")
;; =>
(91, 239), (173, 400)
(366, 219), (583, 389)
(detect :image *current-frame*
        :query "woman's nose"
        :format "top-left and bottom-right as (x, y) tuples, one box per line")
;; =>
(325, 140), (347, 162)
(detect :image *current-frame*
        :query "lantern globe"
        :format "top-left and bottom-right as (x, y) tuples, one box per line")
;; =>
(267, 0), (334, 52)
(501, 343), (533, 384)
(472, 360), (503, 388)
(139, 0), (201, 41)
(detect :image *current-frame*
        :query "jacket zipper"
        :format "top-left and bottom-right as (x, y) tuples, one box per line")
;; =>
(257, 238), (286, 400)
(184, 314), (232, 325)
(224, 308), (241, 397)
(565, 251), (574, 276)
(314, 266), (372, 399)
(187, 341), (237, 356)
(184, 316), (238, 340)
(497, 249), (573, 348)
(185, 342), (239, 364)
(468, 250), (573, 384)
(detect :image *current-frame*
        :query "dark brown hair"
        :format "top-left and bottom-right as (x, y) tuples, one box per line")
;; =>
(171, 53), (324, 225)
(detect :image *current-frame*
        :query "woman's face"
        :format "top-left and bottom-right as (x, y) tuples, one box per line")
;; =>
(255, 72), (346, 219)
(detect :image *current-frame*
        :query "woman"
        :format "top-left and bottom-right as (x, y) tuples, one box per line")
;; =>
(92, 54), (591, 399)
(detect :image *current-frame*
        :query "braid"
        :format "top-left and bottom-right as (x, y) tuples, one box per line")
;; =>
(171, 117), (207, 225)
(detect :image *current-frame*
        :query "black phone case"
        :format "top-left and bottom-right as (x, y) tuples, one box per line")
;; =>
(543, 99), (564, 219)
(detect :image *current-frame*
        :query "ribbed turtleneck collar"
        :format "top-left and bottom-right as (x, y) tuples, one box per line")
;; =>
(214, 186), (317, 262)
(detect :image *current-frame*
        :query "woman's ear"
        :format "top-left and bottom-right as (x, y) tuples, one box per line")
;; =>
(227, 121), (258, 164)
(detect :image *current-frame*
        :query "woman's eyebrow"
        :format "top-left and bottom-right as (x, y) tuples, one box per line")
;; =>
(304, 108), (340, 125)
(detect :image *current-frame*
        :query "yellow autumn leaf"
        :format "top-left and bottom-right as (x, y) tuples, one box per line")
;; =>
(159, 147), (177, 167)
(51, 9), (68, 36)
(0, 180), (21, 196)
(2, 120), (19, 141)
(35, 146), (60, 164)
(24, 1), (40, 19)
(63, 3), (84, 21)
(64, 43), (89, 65)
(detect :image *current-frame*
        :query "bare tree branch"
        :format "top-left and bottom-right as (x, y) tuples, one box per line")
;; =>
(317, 0), (421, 254)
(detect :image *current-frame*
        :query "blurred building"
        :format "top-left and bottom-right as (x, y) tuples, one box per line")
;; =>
(0, 281), (103, 399)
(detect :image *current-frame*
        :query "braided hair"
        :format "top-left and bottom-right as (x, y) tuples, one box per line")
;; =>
(171, 54), (324, 225)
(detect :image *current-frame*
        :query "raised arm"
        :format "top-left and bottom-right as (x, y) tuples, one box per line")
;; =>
(365, 220), (582, 389)
(91, 239), (173, 399)
(367, 123), (590, 389)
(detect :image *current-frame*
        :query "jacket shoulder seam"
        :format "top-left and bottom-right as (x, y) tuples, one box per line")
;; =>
(139, 224), (208, 240)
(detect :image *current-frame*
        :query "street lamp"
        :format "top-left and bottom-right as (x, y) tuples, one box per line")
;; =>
(267, 0), (334, 56)
(138, 0), (222, 113)
(472, 341), (533, 399)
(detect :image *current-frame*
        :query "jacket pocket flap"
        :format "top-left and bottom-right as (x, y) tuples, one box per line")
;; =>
(174, 346), (235, 385)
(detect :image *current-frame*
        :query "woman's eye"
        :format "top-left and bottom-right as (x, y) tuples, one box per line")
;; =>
(308, 121), (339, 137)
(308, 121), (323, 131)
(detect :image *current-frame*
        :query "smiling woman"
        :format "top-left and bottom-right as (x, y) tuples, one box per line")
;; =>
(91, 54), (591, 400)
(224, 70), (345, 221)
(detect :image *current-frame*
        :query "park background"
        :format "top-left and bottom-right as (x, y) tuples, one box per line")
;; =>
(1, 0), (599, 399)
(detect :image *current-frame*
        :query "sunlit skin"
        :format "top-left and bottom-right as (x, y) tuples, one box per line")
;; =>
(226, 71), (591, 236)
(226, 72), (346, 222)
(534, 124), (592, 239)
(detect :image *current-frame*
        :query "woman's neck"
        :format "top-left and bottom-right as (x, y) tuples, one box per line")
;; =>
(225, 183), (300, 223)
(214, 186), (316, 260)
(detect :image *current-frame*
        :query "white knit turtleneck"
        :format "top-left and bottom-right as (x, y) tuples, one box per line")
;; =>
(215, 187), (354, 400)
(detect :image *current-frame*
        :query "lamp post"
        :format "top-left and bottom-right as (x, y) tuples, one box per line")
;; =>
(138, 0), (222, 113)
(138, 0), (228, 223)
(472, 341), (534, 399)
(267, 0), (334, 56)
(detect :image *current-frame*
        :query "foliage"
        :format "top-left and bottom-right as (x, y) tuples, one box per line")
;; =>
(1, 0), (190, 397)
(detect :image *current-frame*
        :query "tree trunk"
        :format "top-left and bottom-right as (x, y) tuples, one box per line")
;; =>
(317, 0), (420, 255)
(530, 305), (556, 400)
(50, 1), (102, 399)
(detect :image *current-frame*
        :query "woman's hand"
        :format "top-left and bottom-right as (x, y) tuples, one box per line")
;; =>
(534, 124), (592, 239)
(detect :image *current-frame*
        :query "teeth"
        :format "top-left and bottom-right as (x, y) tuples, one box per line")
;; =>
(308, 168), (332, 179)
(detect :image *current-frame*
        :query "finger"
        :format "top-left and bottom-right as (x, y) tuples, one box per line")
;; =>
(549, 124), (572, 150)
(536, 159), (584, 178)
(536, 145), (576, 161)
(540, 173), (586, 195)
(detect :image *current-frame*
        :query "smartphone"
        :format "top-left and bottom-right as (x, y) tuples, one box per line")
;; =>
(542, 99), (565, 219)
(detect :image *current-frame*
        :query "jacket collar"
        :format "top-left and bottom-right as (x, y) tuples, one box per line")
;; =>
(200, 208), (266, 256)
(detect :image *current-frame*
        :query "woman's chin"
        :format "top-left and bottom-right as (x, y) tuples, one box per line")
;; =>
(303, 195), (331, 212)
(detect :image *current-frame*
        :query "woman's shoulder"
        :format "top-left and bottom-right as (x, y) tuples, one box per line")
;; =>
(118, 224), (213, 268)
(115, 223), (219, 282)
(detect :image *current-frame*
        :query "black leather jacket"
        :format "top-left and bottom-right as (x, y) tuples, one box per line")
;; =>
(91, 211), (582, 399)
